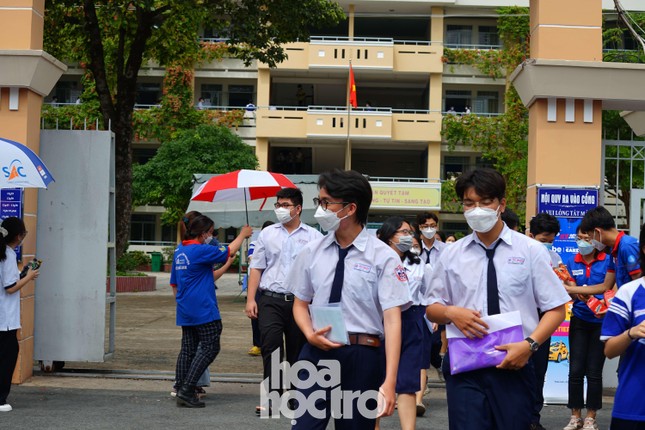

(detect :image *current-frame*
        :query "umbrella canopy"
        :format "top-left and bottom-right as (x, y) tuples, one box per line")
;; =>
(191, 169), (296, 204)
(0, 137), (55, 189)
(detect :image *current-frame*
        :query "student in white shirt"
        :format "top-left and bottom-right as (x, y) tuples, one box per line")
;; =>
(426, 168), (570, 430)
(0, 217), (39, 413)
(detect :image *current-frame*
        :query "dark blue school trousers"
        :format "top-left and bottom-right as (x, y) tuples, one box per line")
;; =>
(291, 342), (384, 430)
(442, 351), (535, 430)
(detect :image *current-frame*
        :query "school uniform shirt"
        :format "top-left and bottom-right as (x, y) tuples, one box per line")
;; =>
(403, 258), (433, 306)
(566, 252), (611, 323)
(427, 224), (571, 338)
(600, 278), (645, 422)
(0, 246), (20, 331)
(607, 231), (641, 288)
(421, 239), (446, 268)
(170, 240), (229, 326)
(286, 227), (412, 338)
(249, 222), (322, 294)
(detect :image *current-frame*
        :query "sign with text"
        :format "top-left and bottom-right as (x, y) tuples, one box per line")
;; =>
(537, 188), (598, 218)
(0, 188), (23, 261)
(370, 183), (441, 210)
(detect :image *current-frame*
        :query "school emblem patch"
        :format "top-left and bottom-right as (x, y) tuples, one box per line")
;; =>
(394, 265), (408, 282)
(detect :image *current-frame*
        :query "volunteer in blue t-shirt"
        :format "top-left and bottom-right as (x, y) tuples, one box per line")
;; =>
(170, 214), (251, 408)
(562, 227), (611, 430)
(601, 225), (645, 430)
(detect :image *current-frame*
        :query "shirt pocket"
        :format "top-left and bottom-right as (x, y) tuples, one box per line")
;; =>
(498, 263), (529, 296)
(344, 266), (378, 302)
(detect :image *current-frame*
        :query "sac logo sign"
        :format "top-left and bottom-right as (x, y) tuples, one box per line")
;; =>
(2, 159), (27, 181)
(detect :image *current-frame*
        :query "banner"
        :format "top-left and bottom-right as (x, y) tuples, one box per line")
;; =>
(0, 188), (23, 261)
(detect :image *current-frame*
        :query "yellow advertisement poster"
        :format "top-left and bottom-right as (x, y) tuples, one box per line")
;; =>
(371, 184), (441, 210)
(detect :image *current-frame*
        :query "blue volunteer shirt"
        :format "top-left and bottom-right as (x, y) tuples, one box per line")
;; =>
(170, 240), (229, 326)
(600, 279), (645, 422)
(608, 232), (641, 288)
(566, 252), (611, 323)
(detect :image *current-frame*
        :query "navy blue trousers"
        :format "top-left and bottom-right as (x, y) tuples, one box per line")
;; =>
(291, 342), (384, 430)
(442, 351), (535, 430)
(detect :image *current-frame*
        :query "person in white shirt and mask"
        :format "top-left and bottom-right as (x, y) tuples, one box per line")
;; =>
(415, 212), (446, 269)
(426, 168), (570, 430)
(245, 187), (322, 416)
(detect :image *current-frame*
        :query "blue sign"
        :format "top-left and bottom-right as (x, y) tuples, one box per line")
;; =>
(537, 188), (598, 218)
(0, 188), (24, 261)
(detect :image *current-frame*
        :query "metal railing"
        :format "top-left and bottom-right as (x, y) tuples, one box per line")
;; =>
(444, 43), (503, 50)
(368, 176), (442, 184)
(310, 35), (394, 45)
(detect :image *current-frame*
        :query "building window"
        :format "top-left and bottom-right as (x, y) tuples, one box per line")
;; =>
(443, 156), (470, 180)
(474, 91), (499, 114)
(443, 222), (470, 237)
(201, 84), (222, 108)
(161, 223), (177, 243)
(228, 85), (255, 107)
(133, 148), (157, 165)
(475, 157), (494, 169)
(136, 83), (162, 107)
(478, 26), (499, 47)
(444, 90), (471, 113)
(446, 25), (473, 48)
(130, 214), (156, 242)
(271, 147), (311, 174)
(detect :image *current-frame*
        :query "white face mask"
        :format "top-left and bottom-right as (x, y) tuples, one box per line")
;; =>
(464, 206), (500, 233)
(577, 240), (595, 256)
(591, 230), (605, 251)
(314, 205), (347, 232)
(394, 235), (413, 253)
(204, 235), (214, 245)
(274, 207), (294, 224)
(420, 227), (437, 239)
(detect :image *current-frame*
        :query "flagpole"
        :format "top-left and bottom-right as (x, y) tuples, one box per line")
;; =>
(345, 60), (353, 170)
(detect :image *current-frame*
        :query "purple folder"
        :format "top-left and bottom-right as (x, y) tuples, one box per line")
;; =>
(446, 311), (523, 375)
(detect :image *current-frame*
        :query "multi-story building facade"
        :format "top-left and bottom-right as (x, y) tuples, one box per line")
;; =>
(46, 0), (645, 248)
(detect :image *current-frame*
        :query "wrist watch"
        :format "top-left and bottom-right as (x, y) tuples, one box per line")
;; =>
(525, 337), (540, 352)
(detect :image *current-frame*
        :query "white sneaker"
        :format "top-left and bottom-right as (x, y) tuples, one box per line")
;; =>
(0, 404), (12, 412)
(563, 416), (583, 430)
(582, 417), (598, 430)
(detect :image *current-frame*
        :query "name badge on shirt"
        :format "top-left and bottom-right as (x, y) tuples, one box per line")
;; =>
(571, 269), (584, 277)
(354, 263), (372, 273)
(507, 257), (525, 265)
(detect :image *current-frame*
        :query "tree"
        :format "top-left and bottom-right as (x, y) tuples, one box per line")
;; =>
(132, 124), (259, 224)
(44, 0), (344, 258)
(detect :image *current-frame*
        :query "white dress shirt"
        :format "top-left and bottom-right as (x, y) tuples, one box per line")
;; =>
(286, 228), (412, 337)
(422, 239), (446, 268)
(404, 258), (433, 306)
(428, 224), (570, 337)
(0, 247), (21, 331)
(249, 222), (323, 294)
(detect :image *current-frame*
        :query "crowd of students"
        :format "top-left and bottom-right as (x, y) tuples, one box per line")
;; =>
(3, 166), (645, 430)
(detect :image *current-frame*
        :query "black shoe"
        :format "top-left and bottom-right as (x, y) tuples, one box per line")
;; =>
(529, 423), (547, 430)
(176, 384), (205, 408)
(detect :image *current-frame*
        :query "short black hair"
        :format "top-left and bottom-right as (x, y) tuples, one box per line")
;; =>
(276, 187), (303, 207)
(318, 169), (372, 226)
(501, 207), (520, 231)
(529, 213), (560, 236)
(415, 212), (438, 228)
(186, 215), (214, 240)
(436, 230), (446, 242)
(261, 221), (274, 229)
(455, 168), (506, 201)
(579, 206), (616, 233)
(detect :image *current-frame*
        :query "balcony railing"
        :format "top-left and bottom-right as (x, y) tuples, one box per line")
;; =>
(444, 43), (503, 50)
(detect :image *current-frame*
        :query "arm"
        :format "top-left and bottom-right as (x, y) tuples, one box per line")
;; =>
(565, 271), (615, 296)
(244, 268), (263, 319)
(604, 322), (643, 359)
(379, 306), (402, 417)
(5, 268), (39, 294)
(213, 255), (234, 281)
(292, 297), (341, 351)
(426, 303), (489, 338)
(496, 304), (566, 370)
(227, 225), (253, 255)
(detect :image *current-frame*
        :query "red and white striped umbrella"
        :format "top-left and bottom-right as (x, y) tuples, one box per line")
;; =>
(191, 170), (297, 223)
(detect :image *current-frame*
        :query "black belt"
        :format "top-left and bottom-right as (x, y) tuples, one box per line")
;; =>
(261, 290), (294, 302)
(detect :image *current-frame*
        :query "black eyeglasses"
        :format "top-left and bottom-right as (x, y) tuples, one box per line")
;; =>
(313, 197), (350, 211)
(274, 203), (295, 209)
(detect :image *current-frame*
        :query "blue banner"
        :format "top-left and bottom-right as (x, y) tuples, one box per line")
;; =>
(537, 188), (598, 218)
(0, 188), (23, 261)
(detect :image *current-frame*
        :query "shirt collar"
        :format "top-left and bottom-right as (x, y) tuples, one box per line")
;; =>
(574, 251), (607, 264)
(181, 239), (201, 246)
(322, 227), (369, 252)
(464, 222), (512, 249)
(278, 221), (305, 234)
(422, 239), (439, 252)
(611, 231), (625, 257)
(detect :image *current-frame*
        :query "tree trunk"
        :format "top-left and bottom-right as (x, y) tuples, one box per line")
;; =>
(114, 117), (134, 259)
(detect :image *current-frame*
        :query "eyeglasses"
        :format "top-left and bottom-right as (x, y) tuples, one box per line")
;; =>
(461, 198), (497, 210)
(313, 197), (350, 211)
(396, 229), (414, 235)
(274, 203), (295, 209)
(419, 224), (437, 229)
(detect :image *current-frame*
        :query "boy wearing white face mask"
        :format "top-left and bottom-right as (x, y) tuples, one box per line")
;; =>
(415, 212), (446, 269)
(566, 206), (641, 298)
(245, 187), (322, 415)
(426, 168), (570, 430)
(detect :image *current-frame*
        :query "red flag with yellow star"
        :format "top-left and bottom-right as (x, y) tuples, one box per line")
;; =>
(349, 64), (357, 108)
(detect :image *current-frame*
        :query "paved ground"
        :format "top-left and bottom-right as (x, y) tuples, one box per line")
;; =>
(5, 272), (615, 429)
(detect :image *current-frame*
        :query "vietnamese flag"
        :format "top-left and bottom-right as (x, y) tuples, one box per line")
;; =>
(349, 64), (357, 108)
